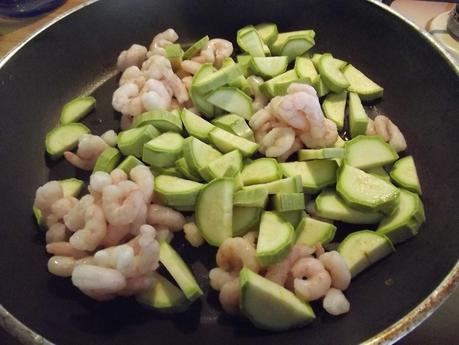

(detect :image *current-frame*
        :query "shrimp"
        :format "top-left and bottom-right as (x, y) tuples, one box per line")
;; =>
(249, 107), (273, 131)
(277, 137), (304, 162)
(46, 222), (67, 244)
(101, 223), (131, 247)
(34, 181), (63, 215)
(64, 134), (108, 171)
(242, 231), (258, 247)
(319, 251), (351, 291)
(216, 237), (259, 273)
(182, 76), (193, 91)
(183, 222), (204, 247)
(118, 274), (156, 296)
(181, 60), (202, 75)
(100, 130), (118, 147)
(69, 204), (107, 251)
(63, 195), (94, 231)
(102, 181), (144, 226)
(366, 115), (407, 152)
(146, 204), (186, 232)
(89, 171), (112, 196)
(129, 202), (148, 236)
(46, 242), (88, 259)
(291, 257), (332, 301)
(209, 267), (237, 290)
(117, 44), (148, 71)
(112, 82), (144, 116)
(93, 225), (160, 278)
(50, 197), (78, 220)
(130, 164), (154, 203)
(262, 126), (296, 157)
(247, 76), (268, 112)
(48, 256), (76, 277)
(119, 66), (146, 89)
(110, 168), (128, 185)
(141, 78), (172, 111)
(191, 42), (215, 65)
(120, 114), (134, 130)
(148, 28), (179, 56)
(219, 277), (241, 314)
(155, 225), (173, 242)
(207, 39), (233, 68)
(323, 288), (350, 316)
(265, 244), (315, 286)
(71, 264), (127, 301)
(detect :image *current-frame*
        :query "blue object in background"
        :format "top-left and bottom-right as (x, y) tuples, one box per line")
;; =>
(0, 0), (65, 18)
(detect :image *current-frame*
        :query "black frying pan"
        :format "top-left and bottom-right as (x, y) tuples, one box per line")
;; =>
(0, 1), (458, 344)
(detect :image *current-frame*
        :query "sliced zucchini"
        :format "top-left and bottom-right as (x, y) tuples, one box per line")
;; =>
(270, 30), (315, 62)
(212, 114), (255, 141)
(195, 178), (233, 246)
(154, 175), (204, 207)
(273, 193), (305, 212)
(93, 147), (122, 173)
(182, 136), (222, 176)
(318, 54), (350, 93)
(250, 56), (288, 78)
(298, 148), (345, 161)
(199, 150), (242, 182)
(117, 125), (160, 158)
(45, 123), (90, 159)
(190, 63), (216, 117)
(193, 62), (242, 94)
(60, 178), (85, 197)
(345, 135), (399, 169)
(116, 155), (143, 174)
(209, 127), (258, 157)
(142, 132), (184, 168)
(237, 55), (253, 77)
(241, 158), (281, 185)
(337, 230), (394, 277)
(175, 157), (203, 182)
(133, 110), (182, 133)
(206, 87), (253, 120)
(182, 35), (209, 60)
(237, 26), (266, 57)
(343, 64), (384, 101)
(280, 160), (338, 193)
(164, 43), (184, 70)
(276, 210), (305, 229)
(295, 216), (336, 246)
(159, 241), (203, 301)
(150, 165), (184, 178)
(322, 91), (347, 130)
(233, 206), (262, 236)
(255, 23), (278, 45)
(315, 189), (383, 224)
(222, 57), (253, 96)
(348, 92), (369, 138)
(366, 166), (391, 183)
(256, 211), (294, 265)
(311, 53), (347, 70)
(294, 57), (319, 84)
(313, 76), (330, 97)
(260, 70), (302, 98)
(234, 187), (269, 208)
(390, 156), (422, 195)
(180, 108), (215, 142)
(59, 96), (96, 125)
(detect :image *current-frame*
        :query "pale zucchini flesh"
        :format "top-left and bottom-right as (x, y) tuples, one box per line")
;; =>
(345, 135), (399, 169)
(280, 160), (338, 193)
(390, 156), (422, 195)
(59, 96), (96, 125)
(45, 123), (90, 159)
(295, 216), (336, 246)
(154, 175), (203, 207)
(241, 158), (281, 185)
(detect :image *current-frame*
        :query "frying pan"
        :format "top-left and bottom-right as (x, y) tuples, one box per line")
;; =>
(0, 0), (458, 344)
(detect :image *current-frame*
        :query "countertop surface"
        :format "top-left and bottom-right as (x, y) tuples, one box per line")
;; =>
(0, 0), (457, 344)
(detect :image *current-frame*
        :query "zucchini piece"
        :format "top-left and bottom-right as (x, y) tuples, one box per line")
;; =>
(270, 30), (315, 62)
(190, 63), (216, 117)
(237, 55), (253, 77)
(116, 155), (143, 174)
(209, 127), (258, 157)
(196, 178), (233, 246)
(390, 156), (422, 195)
(343, 64), (384, 101)
(150, 166), (184, 178)
(315, 189), (383, 224)
(222, 57), (252, 96)
(233, 206), (262, 236)
(212, 114), (255, 141)
(334, 136), (346, 148)
(273, 193), (305, 212)
(117, 125), (160, 158)
(377, 189), (425, 244)
(311, 53), (347, 70)
(337, 230), (394, 277)
(142, 132), (184, 168)
(59, 96), (96, 125)
(164, 43), (184, 70)
(182, 35), (209, 60)
(260, 70), (300, 98)
(136, 272), (188, 313)
(133, 110), (182, 133)
(276, 210), (305, 229)
(313, 76), (330, 97)
(345, 135), (399, 169)
(32, 206), (46, 230)
(60, 178), (85, 197)
(241, 158), (281, 185)
(45, 123), (90, 159)
(234, 187), (268, 208)
(295, 216), (336, 246)
(294, 57), (319, 84)
(298, 148), (345, 161)
(250, 56), (288, 78)
(199, 149), (242, 182)
(159, 241), (203, 301)
(237, 26), (266, 57)
(206, 87), (254, 120)
(240, 267), (315, 331)
(337, 164), (400, 213)
(366, 166), (391, 183)
(183, 136), (222, 177)
(93, 147), (122, 173)
(154, 175), (203, 207)
(175, 157), (202, 182)
(318, 54), (350, 93)
(255, 23), (278, 45)
(322, 91), (347, 130)
(245, 176), (303, 195)
(193, 63), (242, 94)
(348, 92), (369, 138)
(180, 108), (215, 142)
(256, 211), (295, 265)
(280, 160), (338, 193)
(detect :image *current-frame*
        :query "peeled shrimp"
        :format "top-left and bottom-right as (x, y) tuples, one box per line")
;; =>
(219, 277), (240, 314)
(63, 195), (94, 231)
(209, 267), (237, 291)
(182, 76), (193, 91)
(64, 134), (108, 171)
(148, 28), (179, 56)
(262, 126), (296, 157)
(141, 78), (172, 111)
(206, 39), (233, 68)
(100, 130), (118, 147)
(118, 274), (156, 296)
(291, 257), (332, 301)
(181, 60), (202, 75)
(48, 256), (76, 277)
(102, 181), (144, 226)
(129, 202), (148, 235)
(101, 223), (131, 247)
(110, 168), (128, 185)
(366, 115), (407, 152)
(323, 288), (350, 316)
(50, 197), (78, 220)
(183, 222), (204, 247)
(216, 237), (259, 273)
(120, 114), (134, 130)
(249, 108), (273, 131)
(155, 226), (173, 242)
(191, 42), (215, 65)
(34, 181), (63, 215)
(69, 204), (107, 251)
(265, 244), (315, 286)
(130, 164), (154, 203)
(247, 76), (268, 112)
(46, 222), (67, 244)
(277, 137), (304, 162)
(89, 171), (112, 196)
(112, 82), (144, 116)
(319, 251), (351, 291)
(147, 204), (186, 232)
(46, 242), (88, 259)
(242, 231), (258, 248)
(117, 44), (148, 71)
(119, 66), (146, 89)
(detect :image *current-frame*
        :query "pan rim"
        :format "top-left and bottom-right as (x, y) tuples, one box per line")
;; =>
(0, 0), (457, 344)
